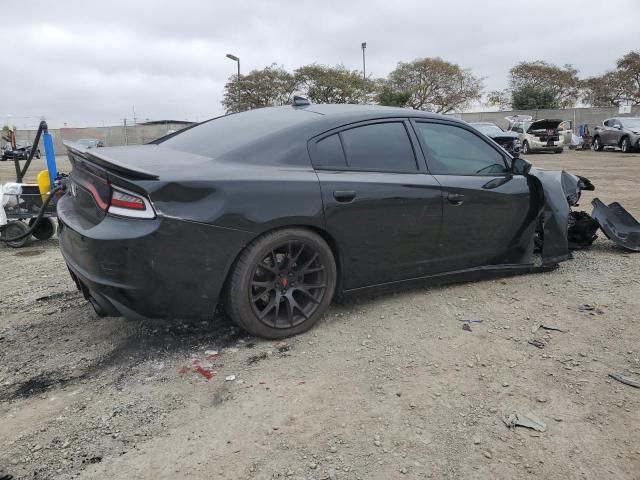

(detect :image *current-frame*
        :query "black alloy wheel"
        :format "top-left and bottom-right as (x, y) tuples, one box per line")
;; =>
(226, 228), (336, 339)
(250, 240), (327, 328)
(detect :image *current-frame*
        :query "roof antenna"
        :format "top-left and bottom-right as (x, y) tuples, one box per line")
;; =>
(293, 95), (310, 107)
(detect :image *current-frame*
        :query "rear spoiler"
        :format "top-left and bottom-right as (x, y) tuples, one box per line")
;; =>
(64, 142), (159, 180)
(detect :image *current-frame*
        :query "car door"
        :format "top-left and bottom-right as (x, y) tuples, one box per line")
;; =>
(309, 120), (443, 290)
(600, 119), (615, 145)
(611, 119), (624, 146)
(411, 120), (534, 272)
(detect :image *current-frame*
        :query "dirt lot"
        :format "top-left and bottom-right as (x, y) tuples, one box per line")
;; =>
(1, 149), (639, 480)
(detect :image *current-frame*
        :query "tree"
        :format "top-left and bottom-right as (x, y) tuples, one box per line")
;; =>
(581, 71), (629, 107)
(294, 64), (374, 104)
(486, 90), (511, 110)
(386, 57), (483, 113)
(511, 85), (557, 110)
(376, 85), (411, 107)
(580, 51), (640, 107)
(222, 64), (298, 113)
(508, 61), (579, 108)
(616, 50), (640, 104)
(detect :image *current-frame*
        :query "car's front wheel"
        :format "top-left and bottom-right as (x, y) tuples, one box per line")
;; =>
(621, 137), (632, 153)
(593, 137), (603, 151)
(521, 141), (530, 155)
(226, 228), (337, 339)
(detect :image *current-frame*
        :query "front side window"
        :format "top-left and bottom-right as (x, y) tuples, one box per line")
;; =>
(340, 122), (418, 172)
(414, 122), (508, 176)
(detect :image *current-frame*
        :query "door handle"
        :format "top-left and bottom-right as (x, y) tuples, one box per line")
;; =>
(447, 193), (465, 205)
(333, 190), (357, 203)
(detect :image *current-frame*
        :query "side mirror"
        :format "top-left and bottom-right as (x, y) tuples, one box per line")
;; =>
(512, 156), (532, 175)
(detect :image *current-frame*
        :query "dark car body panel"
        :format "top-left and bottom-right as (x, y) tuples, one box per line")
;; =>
(591, 198), (640, 251)
(58, 105), (594, 321)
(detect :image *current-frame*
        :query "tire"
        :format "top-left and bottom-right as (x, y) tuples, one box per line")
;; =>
(621, 137), (631, 153)
(593, 136), (603, 151)
(225, 228), (337, 339)
(29, 217), (56, 240)
(1, 221), (32, 248)
(554, 148), (563, 154)
(36, 149), (41, 159)
(521, 141), (530, 154)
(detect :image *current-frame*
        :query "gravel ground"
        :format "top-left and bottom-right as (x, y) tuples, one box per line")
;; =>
(1, 149), (639, 480)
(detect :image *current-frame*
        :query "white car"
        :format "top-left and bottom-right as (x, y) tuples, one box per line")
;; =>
(506, 116), (564, 154)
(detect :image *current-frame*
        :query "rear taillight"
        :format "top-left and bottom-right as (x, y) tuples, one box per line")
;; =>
(108, 186), (155, 219)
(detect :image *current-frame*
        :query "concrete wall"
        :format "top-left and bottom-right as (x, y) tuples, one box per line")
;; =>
(451, 106), (640, 131)
(13, 122), (193, 153)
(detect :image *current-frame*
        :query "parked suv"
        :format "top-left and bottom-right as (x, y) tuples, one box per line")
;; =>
(507, 118), (564, 154)
(592, 117), (640, 153)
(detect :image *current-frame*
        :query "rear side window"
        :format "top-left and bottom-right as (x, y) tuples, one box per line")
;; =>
(314, 134), (347, 168)
(414, 122), (508, 176)
(340, 123), (417, 172)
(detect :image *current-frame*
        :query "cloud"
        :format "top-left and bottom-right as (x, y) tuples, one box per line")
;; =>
(1, 0), (638, 127)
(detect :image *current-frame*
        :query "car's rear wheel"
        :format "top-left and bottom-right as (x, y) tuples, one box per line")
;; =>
(593, 137), (603, 151)
(621, 137), (631, 153)
(226, 228), (337, 339)
(521, 141), (530, 154)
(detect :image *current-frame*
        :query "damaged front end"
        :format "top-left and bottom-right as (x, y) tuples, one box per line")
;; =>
(527, 167), (640, 266)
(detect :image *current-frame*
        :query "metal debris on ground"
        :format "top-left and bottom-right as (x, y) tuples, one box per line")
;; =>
(531, 324), (567, 333)
(609, 373), (640, 389)
(503, 411), (547, 432)
(528, 339), (546, 349)
(459, 318), (483, 324)
(225, 375), (236, 381)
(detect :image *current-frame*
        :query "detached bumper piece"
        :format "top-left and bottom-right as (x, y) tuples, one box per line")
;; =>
(591, 198), (640, 252)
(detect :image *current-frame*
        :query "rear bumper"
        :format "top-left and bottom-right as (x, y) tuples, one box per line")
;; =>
(57, 194), (252, 320)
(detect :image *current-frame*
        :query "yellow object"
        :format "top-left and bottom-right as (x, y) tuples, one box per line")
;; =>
(37, 170), (50, 201)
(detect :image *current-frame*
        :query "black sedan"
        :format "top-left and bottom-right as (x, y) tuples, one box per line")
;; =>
(58, 103), (591, 339)
(1, 140), (41, 161)
(469, 122), (521, 155)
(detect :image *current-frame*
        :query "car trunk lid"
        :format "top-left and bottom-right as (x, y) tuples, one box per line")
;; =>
(64, 143), (212, 225)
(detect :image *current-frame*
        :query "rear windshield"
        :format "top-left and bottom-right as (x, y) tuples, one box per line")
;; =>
(158, 107), (319, 158)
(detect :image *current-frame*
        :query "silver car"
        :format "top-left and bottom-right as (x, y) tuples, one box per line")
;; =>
(592, 117), (640, 153)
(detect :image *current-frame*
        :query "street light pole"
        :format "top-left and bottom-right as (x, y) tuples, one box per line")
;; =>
(226, 53), (241, 111)
(361, 42), (367, 80)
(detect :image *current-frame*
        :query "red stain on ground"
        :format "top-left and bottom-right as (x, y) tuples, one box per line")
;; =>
(194, 365), (213, 380)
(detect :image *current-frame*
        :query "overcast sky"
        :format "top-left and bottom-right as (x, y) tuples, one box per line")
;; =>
(2, 0), (638, 128)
